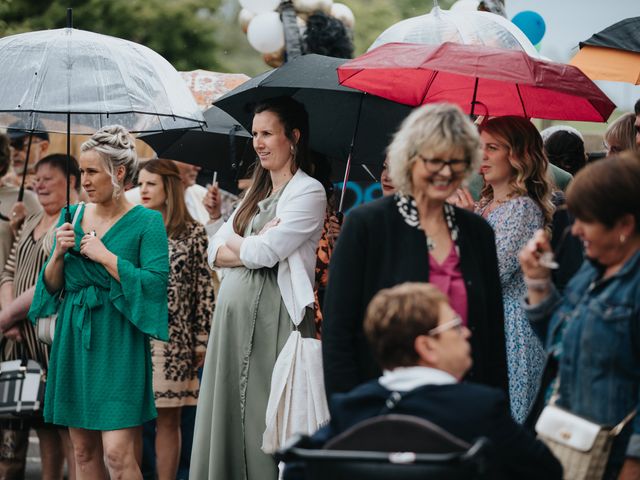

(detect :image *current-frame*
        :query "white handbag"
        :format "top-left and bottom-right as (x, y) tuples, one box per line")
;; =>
(262, 330), (330, 454)
(536, 404), (636, 480)
(35, 202), (85, 345)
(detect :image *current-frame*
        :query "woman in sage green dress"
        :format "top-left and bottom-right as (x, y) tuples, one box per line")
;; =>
(29, 125), (169, 480)
(192, 97), (327, 480)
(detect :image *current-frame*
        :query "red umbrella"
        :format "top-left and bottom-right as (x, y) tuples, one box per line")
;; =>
(337, 42), (616, 122)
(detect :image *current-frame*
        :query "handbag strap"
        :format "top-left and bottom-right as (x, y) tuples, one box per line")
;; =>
(71, 202), (85, 227)
(611, 409), (637, 437)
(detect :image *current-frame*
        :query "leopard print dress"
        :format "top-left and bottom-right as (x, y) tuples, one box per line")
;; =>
(151, 221), (214, 407)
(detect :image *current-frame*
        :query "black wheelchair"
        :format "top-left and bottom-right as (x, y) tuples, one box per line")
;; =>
(277, 414), (491, 480)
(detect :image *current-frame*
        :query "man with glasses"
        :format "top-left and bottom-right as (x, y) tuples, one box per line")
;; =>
(300, 283), (561, 480)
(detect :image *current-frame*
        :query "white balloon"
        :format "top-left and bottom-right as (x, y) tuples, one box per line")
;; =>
(239, 0), (280, 14)
(330, 3), (355, 29)
(450, 0), (480, 11)
(247, 12), (285, 54)
(238, 8), (256, 34)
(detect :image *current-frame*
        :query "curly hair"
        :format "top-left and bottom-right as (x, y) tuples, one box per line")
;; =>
(81, 124), (138, 198)
(479, 116), (554, 226)
(303, 11), (354, 59)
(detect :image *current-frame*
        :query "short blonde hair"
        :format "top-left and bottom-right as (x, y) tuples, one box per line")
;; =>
(364, 282), (447, 370)
(387, 103), (481, 195)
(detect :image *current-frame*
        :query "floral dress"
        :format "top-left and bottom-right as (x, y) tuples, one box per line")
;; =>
(151, 221), (214, 407)
(478, 196), (546, 423)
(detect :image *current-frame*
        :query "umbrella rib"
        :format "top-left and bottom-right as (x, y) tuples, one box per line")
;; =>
(419, 70), (439, 105)
(515, 83), (528, 118)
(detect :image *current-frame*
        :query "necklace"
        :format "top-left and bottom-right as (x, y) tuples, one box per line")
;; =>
(424, 204), (457, 252)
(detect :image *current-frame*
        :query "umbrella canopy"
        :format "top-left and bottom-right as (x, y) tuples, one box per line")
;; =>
(0, 27), (205, 134)
(369, 5), (539, 57)
(214, 54), (412, 168)
(570, 17), (640, 85)
(140, 106), (253, 171)
(180, 70), (251, 109)
(338, 42), (616, 122)
(0, 19), (205, 221)
(579, 17), (640, 53)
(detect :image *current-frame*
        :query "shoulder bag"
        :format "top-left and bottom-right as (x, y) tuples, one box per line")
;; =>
(536, 400), (636, 479)
(35, 202), (84, 345)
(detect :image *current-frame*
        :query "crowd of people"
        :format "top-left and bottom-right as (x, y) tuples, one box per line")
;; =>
(0, 86), (637, 480)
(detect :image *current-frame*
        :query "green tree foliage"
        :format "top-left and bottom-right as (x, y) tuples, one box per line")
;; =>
(0, 0), (221, 71)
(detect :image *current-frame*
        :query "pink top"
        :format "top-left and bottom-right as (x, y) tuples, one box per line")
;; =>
(429, 245), (468, 326)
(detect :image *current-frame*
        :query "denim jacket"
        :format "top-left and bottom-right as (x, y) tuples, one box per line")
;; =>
(525, 250), (640, 465)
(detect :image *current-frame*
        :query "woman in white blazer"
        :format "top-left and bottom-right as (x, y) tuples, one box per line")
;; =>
(191, 97), (327, 480)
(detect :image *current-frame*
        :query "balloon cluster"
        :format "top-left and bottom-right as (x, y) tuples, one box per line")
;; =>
(238, 0), (355, 67)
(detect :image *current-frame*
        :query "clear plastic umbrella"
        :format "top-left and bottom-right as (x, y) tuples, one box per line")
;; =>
(0, 11), (205, 218)
(0, 25), (204, 134)
(368, 4), (539, 57)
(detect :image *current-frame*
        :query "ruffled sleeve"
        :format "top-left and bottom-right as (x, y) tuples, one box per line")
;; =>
(108, 209), (169, 340)
(28, 207), (73, 323)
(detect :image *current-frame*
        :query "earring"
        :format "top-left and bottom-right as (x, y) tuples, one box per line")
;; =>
(290, 144), (295, 155)
(620, 234), (627, 244)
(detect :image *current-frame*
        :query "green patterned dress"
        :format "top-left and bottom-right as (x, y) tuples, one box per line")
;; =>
(191, 187), (315, 480)
(28, 204), (169, 430)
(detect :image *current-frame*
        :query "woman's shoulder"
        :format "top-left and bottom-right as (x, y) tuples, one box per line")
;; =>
(290, 169), (325, 193)
(453, 205), (493, 234)
(348, 195), (398, 221)
(127, 205), (165, 230)
(510, 195), (540, 208)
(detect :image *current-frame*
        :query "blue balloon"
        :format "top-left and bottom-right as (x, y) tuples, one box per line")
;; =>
(512, 11), (546, 45)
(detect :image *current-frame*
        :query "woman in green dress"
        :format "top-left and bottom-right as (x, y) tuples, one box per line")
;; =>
(191, 97), (327, 480)
(29, 125), (169, 480)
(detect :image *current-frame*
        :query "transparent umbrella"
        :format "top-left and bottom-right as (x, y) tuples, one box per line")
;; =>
(368, 3), (539, 57)
(0, 11), (205, 218)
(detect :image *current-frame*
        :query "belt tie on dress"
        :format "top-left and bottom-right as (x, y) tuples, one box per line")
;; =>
(71, 285), (103, 350)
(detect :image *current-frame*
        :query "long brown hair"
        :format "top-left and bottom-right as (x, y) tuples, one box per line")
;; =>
(479, 116), (554, 226)
(233, 97), (311, 235)
(141, 159), (194, 238)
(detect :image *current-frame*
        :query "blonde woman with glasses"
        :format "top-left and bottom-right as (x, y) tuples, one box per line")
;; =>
(322, 103), (508, 401)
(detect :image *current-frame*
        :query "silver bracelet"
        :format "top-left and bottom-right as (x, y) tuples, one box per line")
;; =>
(524, 276), (552, 292)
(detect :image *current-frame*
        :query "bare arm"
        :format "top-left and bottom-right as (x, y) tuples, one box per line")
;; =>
(214, 245), (243, 268)
(0, 281), (14, 310)
(0, 286), (35, 332)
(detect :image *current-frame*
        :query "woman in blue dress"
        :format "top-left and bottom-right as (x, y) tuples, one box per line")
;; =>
(474, 116), (554, 423)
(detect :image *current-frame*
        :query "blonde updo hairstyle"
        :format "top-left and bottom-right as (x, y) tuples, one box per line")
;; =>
(387, 103), (482, 196)
(81, 125), (138, 198)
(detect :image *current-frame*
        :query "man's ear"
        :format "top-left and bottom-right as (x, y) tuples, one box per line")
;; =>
(39, 140), (50, 155)
(414, 335), (438, 367)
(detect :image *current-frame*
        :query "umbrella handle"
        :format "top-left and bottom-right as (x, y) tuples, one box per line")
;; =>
(17, 135), (34, 203)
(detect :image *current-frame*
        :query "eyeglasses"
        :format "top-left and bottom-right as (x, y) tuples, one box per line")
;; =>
(416, 154), (470, 174)
(428, 315), (464, 337)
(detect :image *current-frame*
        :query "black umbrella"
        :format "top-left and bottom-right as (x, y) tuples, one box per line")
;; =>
(579, 17), (640, 53)
(214, 54), (412, 210)
(140, 106), (254, 177)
